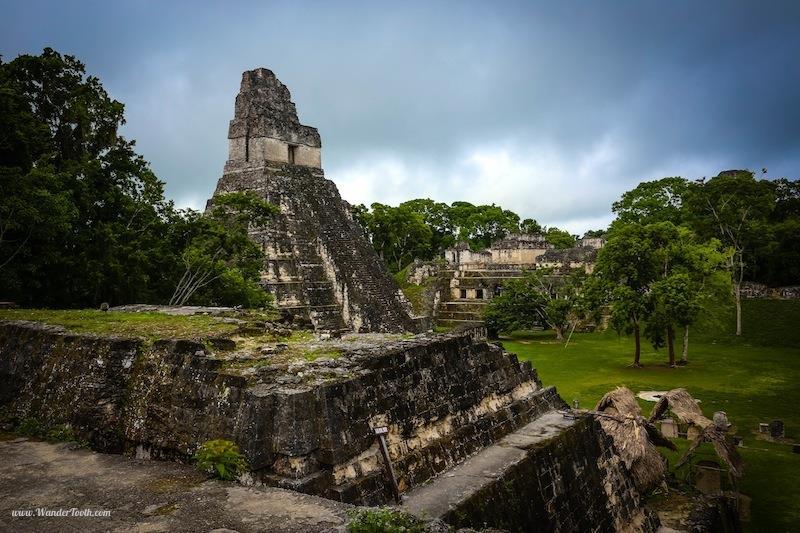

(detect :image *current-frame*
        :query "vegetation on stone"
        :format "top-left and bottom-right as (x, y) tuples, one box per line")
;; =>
(346, 507), (426, 533)
(14, 417), (85, 445)
(0, 309), (243, 339)
(193, 439), (248, 481)
(393, 264), (440, 315)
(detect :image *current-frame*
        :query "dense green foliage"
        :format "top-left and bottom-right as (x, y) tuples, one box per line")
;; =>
(614, 172), (800, 287)
(594, 222), (727, 365)
(353, 199), (575, 272)
(484, 268), (587, 340)
(346, 507), (426, 533)
(501, 298), (800, 532)
(193, 439), (248, 481)
(605, 171), (799, 342)
(0, 49), (274, 308)
(544, 226), (577, 249)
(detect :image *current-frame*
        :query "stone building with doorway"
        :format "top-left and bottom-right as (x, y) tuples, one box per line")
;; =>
(416, 232), (604, 327)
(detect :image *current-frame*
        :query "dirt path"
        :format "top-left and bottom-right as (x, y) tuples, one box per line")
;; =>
(0, 437), (349, 532)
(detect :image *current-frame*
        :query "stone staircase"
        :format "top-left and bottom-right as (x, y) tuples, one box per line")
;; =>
(436, 299), (488, 327)
(403, 410), (659, 532)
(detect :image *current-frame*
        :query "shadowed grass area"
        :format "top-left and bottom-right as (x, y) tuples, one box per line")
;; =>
(501, 299), (800, 532)
(0, 309), (241, 339)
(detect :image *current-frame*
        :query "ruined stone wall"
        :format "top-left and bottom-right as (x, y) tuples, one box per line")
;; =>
(0, 321), (141, 452)
(0, 322), (550, 505)
(439, 417), (659, 533)
(740, 282), (800, 300)
(490, 247), (548, 264)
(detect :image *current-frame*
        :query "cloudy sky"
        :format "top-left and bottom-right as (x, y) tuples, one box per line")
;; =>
(3, 1), (799, 233)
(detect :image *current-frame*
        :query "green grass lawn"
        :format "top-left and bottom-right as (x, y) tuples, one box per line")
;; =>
(501, 300), (800, 532)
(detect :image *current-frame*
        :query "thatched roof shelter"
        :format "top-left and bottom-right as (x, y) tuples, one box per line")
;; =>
(649, 388), (743, 479)
(592, 387), (675, 494)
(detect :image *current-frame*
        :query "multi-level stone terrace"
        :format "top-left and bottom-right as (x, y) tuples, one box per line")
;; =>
(427, 233), (605, 327)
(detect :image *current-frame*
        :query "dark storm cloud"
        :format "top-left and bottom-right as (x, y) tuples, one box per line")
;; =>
(3, 0), (798, 232)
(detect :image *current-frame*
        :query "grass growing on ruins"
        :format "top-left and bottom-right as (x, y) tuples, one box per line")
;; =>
(394, 265), (438, 316)
(503, 299), (800, 532)
(297, 346), (344, 362)
(0, 309), (241, 339)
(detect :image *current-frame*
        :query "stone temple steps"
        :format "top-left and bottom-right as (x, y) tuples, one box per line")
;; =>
(293, 237), (348, 331)
(402, 408), (658, 532)
(437, 299), (489, 327)
(403, 410), (576, 519)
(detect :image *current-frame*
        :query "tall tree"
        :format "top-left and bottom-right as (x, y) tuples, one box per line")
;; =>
(400, 198), (457, 254)
(0, 48), (179, 306)
(544, 226), (576, 249)
(593, 224), (657, 366)
(685, 171), (774, 336)
(448, 201), (521, 250)
(0, 49), (274, 308)
(519, 218), (543, 234)
(171, 192), (278, 307)
(611, 177), (689, 227)
(362, 203), (432, 272)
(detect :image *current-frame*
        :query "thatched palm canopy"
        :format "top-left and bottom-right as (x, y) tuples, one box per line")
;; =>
(592, 387), (675, 494)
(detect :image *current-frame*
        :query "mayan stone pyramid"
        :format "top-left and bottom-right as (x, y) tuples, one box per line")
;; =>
(209, 68), (417, 333)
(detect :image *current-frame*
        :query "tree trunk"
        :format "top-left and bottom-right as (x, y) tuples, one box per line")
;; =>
(734, 282), (742, 336)
(733, 252), (744, 336)
(554, 327), (563, 341)
(682, 325), (689, 363)
(667, 326), (675, 367)
(633, 323), (641, 367)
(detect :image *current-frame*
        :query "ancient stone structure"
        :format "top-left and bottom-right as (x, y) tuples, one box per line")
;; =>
(740, 282), (800, 300)
(0, 319), (659, 530)
(209, 68), (417, 333)
(0, 69), (670, 531)
(421, 233), (604, 327)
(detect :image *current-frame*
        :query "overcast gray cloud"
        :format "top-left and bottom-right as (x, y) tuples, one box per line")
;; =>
(3, 0), (799, 233)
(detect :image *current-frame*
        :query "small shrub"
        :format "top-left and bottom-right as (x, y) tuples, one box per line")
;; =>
(14, 419), (84, 445)
(347, 507), (426, 533)
(45, 423), (78, 443)
(16, 418), (44, 437)
(193, 439), (248, 481)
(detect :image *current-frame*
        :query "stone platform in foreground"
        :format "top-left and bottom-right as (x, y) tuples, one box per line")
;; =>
(0, 437), (350, 533)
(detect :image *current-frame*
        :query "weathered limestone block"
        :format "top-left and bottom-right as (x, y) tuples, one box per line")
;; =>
(0, 321), (141, 452)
